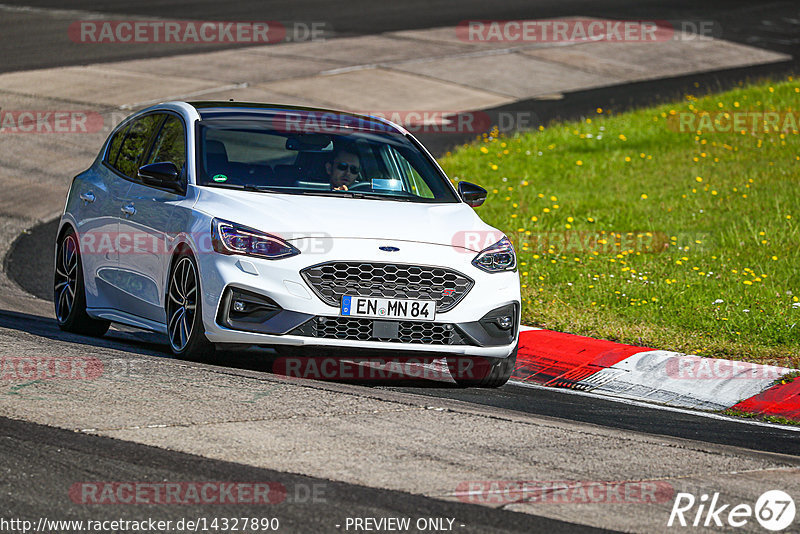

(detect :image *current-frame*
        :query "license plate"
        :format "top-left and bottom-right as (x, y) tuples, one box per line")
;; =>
(341, 295), (436, 321)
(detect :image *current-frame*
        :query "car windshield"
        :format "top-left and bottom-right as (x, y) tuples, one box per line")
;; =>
(195, 116), (459, 203)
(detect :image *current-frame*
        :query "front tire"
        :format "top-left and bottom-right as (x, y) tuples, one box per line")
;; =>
(54, 228), (110, 337)
(166, 252), (215, 361)
(447, 343), (517, 388)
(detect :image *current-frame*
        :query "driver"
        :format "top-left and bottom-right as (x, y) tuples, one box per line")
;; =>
(326, 145), (361, 191)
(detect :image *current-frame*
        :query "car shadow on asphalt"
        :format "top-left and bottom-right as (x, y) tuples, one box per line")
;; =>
(0, 308), (460, 388)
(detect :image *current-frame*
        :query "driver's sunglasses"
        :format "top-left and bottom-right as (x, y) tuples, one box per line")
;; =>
(336, 162), (360, 175)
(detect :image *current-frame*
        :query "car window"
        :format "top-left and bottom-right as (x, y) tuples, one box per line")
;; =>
(377, 144), (435, 198)
(196, 118), (459, 203)
(205, 128), (292, 166)
(105, 123), (129, 169)
(115, 114), (164, 179)
(146, 115), (186, 170)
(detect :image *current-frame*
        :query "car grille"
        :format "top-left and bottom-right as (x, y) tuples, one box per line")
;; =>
(300, 262), (474, 313)
(289, 317), (474, 346)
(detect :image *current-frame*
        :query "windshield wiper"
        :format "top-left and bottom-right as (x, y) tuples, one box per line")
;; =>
(359, 193), (411, 202)
(202, 182), (245, 190)
(300, 189), (354, 198)
(243, 184), (281, 193)
(301, 190), (411, 202)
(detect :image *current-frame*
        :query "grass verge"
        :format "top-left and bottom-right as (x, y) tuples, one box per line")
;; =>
(719, 408), (800, 427)
(440, 77), (800, 367)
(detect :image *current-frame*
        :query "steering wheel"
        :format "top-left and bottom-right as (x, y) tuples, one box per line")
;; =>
(348, 180), (373, 191)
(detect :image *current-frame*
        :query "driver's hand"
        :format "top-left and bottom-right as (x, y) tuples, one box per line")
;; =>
(332, 184), (349, 191)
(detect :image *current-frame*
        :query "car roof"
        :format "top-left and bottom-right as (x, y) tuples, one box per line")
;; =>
(185, 101), (407, 135)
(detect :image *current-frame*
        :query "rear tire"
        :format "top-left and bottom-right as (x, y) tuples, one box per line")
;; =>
(54, 228), (110, 337)
(166, 251), (215, 361)
(447, 343), (517, 388)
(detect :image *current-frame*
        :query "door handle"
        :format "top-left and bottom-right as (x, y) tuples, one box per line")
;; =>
(121, 203), (136, 216)
(79, 191), (95, 204)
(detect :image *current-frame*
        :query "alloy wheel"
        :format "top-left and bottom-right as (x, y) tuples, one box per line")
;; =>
(54, 234), (78, 324)
(167, 256), (198, 352)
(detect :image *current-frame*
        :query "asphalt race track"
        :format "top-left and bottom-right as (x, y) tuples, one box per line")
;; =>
(2, 1), (800, 532)
(2, 416), (596, 534)
(5, 219), (800, 457)
(2, 0), (799, 157)
(1, 0), (799, 73)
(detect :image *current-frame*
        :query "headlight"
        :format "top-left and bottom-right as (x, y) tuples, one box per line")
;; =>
(472, 236), (516, 273)
(212, 218), (300, 260)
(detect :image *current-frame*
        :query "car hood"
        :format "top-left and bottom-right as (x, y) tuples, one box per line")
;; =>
(193, 187), (502, 252)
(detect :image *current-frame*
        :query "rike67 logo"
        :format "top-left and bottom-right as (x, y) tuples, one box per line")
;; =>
(668, 490), (796, 531)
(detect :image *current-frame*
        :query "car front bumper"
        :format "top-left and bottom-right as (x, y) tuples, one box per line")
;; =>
(196, 237), (521, 358)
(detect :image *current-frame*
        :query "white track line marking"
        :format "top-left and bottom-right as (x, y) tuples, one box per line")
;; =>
(508, 379), (800, 432)
(0, 3), (152, 20)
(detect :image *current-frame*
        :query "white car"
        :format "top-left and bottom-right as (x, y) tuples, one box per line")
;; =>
(55, 102), (520, 386)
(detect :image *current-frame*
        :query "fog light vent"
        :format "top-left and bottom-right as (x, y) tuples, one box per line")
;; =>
(496, 316), (513, 330)
(220, 287), (282, 326)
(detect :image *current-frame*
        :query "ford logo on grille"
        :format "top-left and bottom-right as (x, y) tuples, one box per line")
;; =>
(379, 246), (400, 252)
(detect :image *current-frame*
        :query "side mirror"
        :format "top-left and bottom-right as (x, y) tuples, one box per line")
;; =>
(138, 162), (183, 193)
(457, 181), (487, 207)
